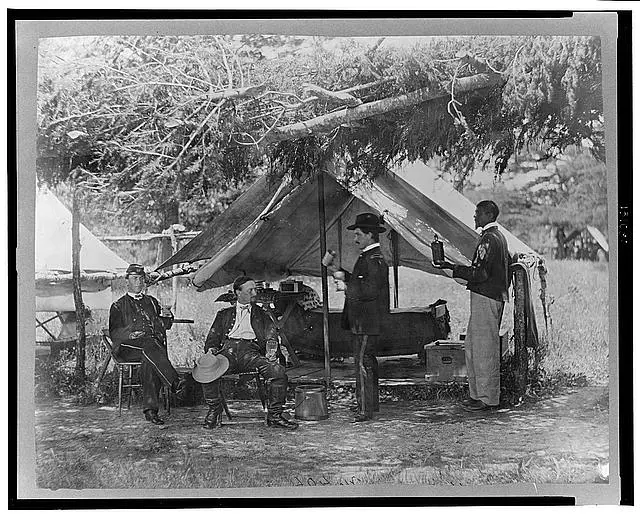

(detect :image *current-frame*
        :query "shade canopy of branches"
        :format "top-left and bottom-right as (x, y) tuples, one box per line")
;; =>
(37, 34), (603, 231)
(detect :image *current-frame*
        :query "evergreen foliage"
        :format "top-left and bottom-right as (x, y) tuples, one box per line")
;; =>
(37, 35), (603, 233)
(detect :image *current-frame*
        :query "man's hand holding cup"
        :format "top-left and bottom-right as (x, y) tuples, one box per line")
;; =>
(322, 250), (340, 274)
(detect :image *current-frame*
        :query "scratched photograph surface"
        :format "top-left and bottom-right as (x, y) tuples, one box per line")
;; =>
(16, 13), (620, 504)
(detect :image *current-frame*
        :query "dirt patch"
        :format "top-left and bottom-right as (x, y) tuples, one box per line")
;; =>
(34, 386), (609, 490)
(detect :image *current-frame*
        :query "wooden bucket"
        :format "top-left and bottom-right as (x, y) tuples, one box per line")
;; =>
(294, 384), (329, 421)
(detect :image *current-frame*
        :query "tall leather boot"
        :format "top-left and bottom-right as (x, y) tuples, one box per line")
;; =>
(202, 381), (223, 429)
(203, 400), (223, 429)
(265, 382), (298, 430)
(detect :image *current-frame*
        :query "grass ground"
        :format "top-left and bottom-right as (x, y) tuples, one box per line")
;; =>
(35, 386), (609, 490)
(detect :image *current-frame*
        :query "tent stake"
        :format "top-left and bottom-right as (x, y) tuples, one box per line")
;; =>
(317, 170), (332, 389)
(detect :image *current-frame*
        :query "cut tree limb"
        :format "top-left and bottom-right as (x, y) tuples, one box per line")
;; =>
(274, 78), (394, 112)
(302, 84), (362, 107)
(262, 72), (504, 145)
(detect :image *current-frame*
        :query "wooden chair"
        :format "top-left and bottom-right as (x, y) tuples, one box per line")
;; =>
(219, 371), (267, 421)
(100, 330), (170, 416)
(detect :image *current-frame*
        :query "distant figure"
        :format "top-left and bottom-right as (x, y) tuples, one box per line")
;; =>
(434, 201), (510, 412)
(323, 212), (390, 422)
(109, 264), (187, 425)
(195, 276), (298, 431)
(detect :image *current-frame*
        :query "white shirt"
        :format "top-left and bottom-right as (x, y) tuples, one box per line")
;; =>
(227, 302), (256, 340)
(127, 292), (144, 300)
(482, 221), (500, 232)
(476, 221), (500, 234)
(361, 242), (381, 254)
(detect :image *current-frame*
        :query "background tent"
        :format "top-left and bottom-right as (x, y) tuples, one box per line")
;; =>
(35, 189), (129, 312)
(160, 160), (539, 291)
(585, 226), (609, 253)
(561, 224), (609, 261)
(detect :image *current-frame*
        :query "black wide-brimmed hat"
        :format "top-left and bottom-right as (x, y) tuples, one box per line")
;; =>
(125, 263), (146, 277)
(347, 212), (386, 233)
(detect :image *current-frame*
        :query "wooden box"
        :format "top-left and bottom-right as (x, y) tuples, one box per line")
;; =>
(424, 340), (467, 383)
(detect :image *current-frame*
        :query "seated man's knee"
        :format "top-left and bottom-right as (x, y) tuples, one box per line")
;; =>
(201, 380), (220, 397)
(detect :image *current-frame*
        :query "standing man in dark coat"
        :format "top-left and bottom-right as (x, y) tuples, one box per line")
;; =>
(109, 264), (187, 425)
(434, 200), (510, 412)
(194, 275), (298, 430)
(324, 213), (390, 422)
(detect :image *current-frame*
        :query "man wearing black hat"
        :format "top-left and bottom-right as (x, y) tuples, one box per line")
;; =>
(109, 264), (186, 425)
(197, 275), (298, 430)
(323, 213), (390, 422)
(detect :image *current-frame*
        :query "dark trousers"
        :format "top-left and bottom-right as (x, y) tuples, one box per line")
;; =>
(201, 339), (288, 417)
(116, 337), (179, 413)
(352, 334), (380, 418)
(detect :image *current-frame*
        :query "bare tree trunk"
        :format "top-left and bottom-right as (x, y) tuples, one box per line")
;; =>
(71, 183), (87, 380)
(156, 200), (180, 267)
(169, 224), (179, 314)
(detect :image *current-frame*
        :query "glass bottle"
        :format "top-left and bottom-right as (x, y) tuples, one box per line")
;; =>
(431, 234), (444, 263)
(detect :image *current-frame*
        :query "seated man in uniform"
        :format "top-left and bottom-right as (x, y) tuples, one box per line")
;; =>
(195, 275), (298, 431)
(109, 264), (187, 425)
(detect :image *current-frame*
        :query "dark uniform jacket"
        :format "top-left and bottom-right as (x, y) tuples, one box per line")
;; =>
(453, 225), (510, 302)
(341, 245), (390, 335)
(108, 294), (169, 353)
(204, 303), (277, 354)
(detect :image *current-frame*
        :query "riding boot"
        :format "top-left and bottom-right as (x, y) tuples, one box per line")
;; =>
(203, 399), (223, 429)
(266, 382), (298, 430)
(202, 381), (223, 429)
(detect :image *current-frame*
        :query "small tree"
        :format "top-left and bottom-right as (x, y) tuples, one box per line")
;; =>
(70, 167), (87, 380)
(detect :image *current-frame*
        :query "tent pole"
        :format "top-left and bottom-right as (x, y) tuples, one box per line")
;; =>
(317, 170), (332, 389)
(337, 218), (342, 262)
(391, 229), (399, 308)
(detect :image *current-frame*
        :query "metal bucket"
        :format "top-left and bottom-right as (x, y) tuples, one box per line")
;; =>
(294, 384), (329, 421)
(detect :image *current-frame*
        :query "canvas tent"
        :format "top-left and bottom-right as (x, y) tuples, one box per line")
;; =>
(585, 226), (609, 253)
(35, 189), (129, 312)
(561, 225), (609, 261)
(159, 160), (539, 290)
